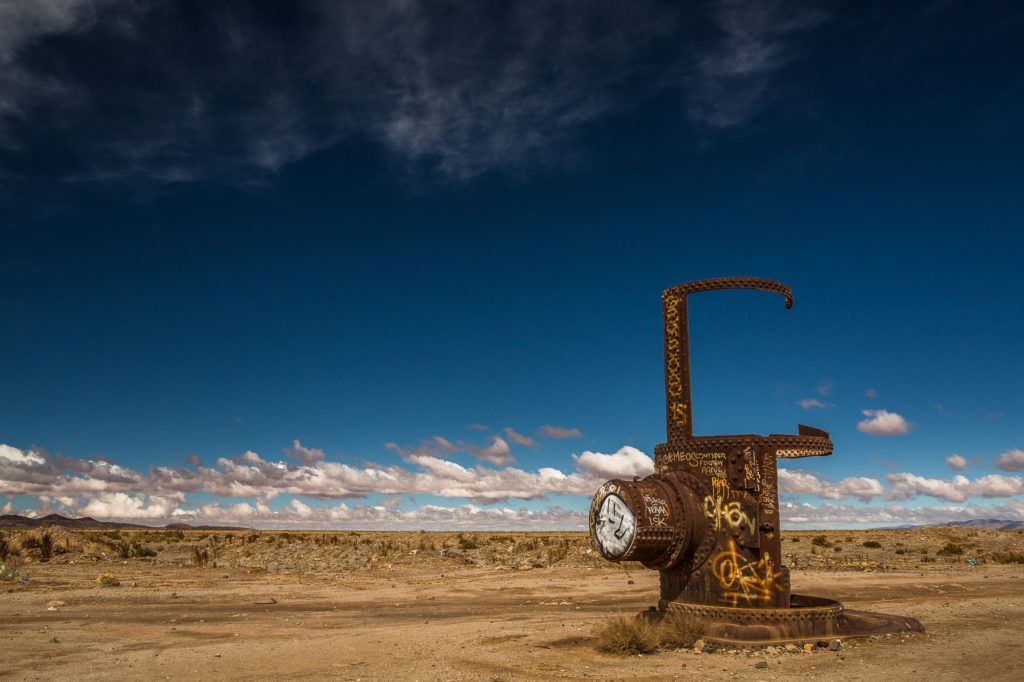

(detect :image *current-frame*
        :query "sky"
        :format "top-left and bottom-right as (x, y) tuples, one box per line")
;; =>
(1, 0), (1022, 530)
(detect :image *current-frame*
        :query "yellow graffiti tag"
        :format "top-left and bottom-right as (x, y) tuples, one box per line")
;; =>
(670, 401), (689, 427)
(702, 495), (752, 533)
(710, 477), (730, 501)
(710, 540), (783, 606)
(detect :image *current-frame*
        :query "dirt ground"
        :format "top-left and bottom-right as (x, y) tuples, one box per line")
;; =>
(2, 528), (1024, 680)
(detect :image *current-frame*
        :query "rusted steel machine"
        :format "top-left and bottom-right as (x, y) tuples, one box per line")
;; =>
(589, 277), (922, 644)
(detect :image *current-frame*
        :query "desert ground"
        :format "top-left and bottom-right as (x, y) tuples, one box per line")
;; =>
(2, 527), (1024, 681)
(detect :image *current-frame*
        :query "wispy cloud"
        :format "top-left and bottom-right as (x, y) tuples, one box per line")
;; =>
(538, 425), (582, 439)
(796, 397), (832, 410)
(0, 1), (832, 186)
(685, 0), (829, 128)
(857, 409), (910, 436)
(865, 388), (878, 398)
(502, 428), (537, 448)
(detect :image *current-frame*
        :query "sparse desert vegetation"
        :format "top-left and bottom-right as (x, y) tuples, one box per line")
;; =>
(0, 526), (1023, 679)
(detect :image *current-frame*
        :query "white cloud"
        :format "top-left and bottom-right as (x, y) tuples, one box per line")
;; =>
(857, 409), (910, 436)
(995, 448), (1024, 472)
(172, 499), (587, 530)
(538, 425), (582, 439)
(945, 454), (967, 471)
(572, 446), (654, 480)
(885, 472), (1024, 503)
(797, 398), (832, 410)
(77, 492), (180, 520)
(0, 443), (45, 465)
(777, 468), (884, 502)
(780, 499), (1024, 528)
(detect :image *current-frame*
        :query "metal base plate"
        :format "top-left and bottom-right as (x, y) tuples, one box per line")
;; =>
(656, 594), (924, 646)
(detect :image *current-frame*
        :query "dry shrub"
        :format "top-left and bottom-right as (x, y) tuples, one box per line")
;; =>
(990, 552), (1024, 564)
(192, 547), (211, 567)
(96, 573), (120, 588)
(938, 542), (964, 557)
(656, 611), (704, 649)
(593, 615), (660, 655)
(593, 612), (703, 655)
(811, 535), (830, 547)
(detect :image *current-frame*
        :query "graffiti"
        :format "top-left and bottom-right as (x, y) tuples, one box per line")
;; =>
(703, 495), (752, 533)
(710, 477), (730, 502)
(639, 487), (670, 526)
(710, 540), (783, 606)
(658, 451), (727, 477)
(663, 294), (689, 430)
(759, 480), (777, 517)
(594, 494), (637, 558)
(742, 446), (761, 492)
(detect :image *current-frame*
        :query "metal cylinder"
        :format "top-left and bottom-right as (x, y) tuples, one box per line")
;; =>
(589, 474), (705, 570)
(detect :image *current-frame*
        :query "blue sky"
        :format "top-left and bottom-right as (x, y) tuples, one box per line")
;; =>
(1, 0), (1022, 529)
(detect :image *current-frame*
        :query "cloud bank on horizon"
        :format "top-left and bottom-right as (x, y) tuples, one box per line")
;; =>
(4, 437), (1024, 530)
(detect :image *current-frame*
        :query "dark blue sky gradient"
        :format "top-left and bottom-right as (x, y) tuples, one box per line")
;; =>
(1, 0), (1022, 527)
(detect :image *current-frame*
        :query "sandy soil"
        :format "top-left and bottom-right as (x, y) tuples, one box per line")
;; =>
(2, 529), (1023, 680)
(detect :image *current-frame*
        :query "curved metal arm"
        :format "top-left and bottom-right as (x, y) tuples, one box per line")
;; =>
(661, 277), (794, 442)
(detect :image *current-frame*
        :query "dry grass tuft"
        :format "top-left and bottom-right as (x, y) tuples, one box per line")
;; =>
(990, 551), (1024, 564)
(593, 615), (660, 655)
(96, 573), (120, 588)
(656, 611), (704, 649)
(592, 611), (703, 655)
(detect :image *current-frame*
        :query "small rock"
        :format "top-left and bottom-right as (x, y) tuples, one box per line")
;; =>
(627, 580), (635, 585)
(692, 638), (706, 653)
(785, 644), (798, 653)
(46, 600), (66, 608)
(803, 643), (814, 653)
(828, 640), (843, 651)
(754, 661), (768, 669)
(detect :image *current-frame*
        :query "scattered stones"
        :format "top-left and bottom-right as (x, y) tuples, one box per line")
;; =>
(785, 644), (799, 653)
(828, 639), (843, 651)
(754, 661), (769, 669)
(692, 638), (706, 653)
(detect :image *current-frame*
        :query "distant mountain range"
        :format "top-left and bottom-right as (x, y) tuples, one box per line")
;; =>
(0, 513), (245, 531)
(938, 519), (1024, 530)
(874, 519), (1024, 531)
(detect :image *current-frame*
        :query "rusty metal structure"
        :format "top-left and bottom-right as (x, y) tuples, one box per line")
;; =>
(589, 277), (922, 644)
